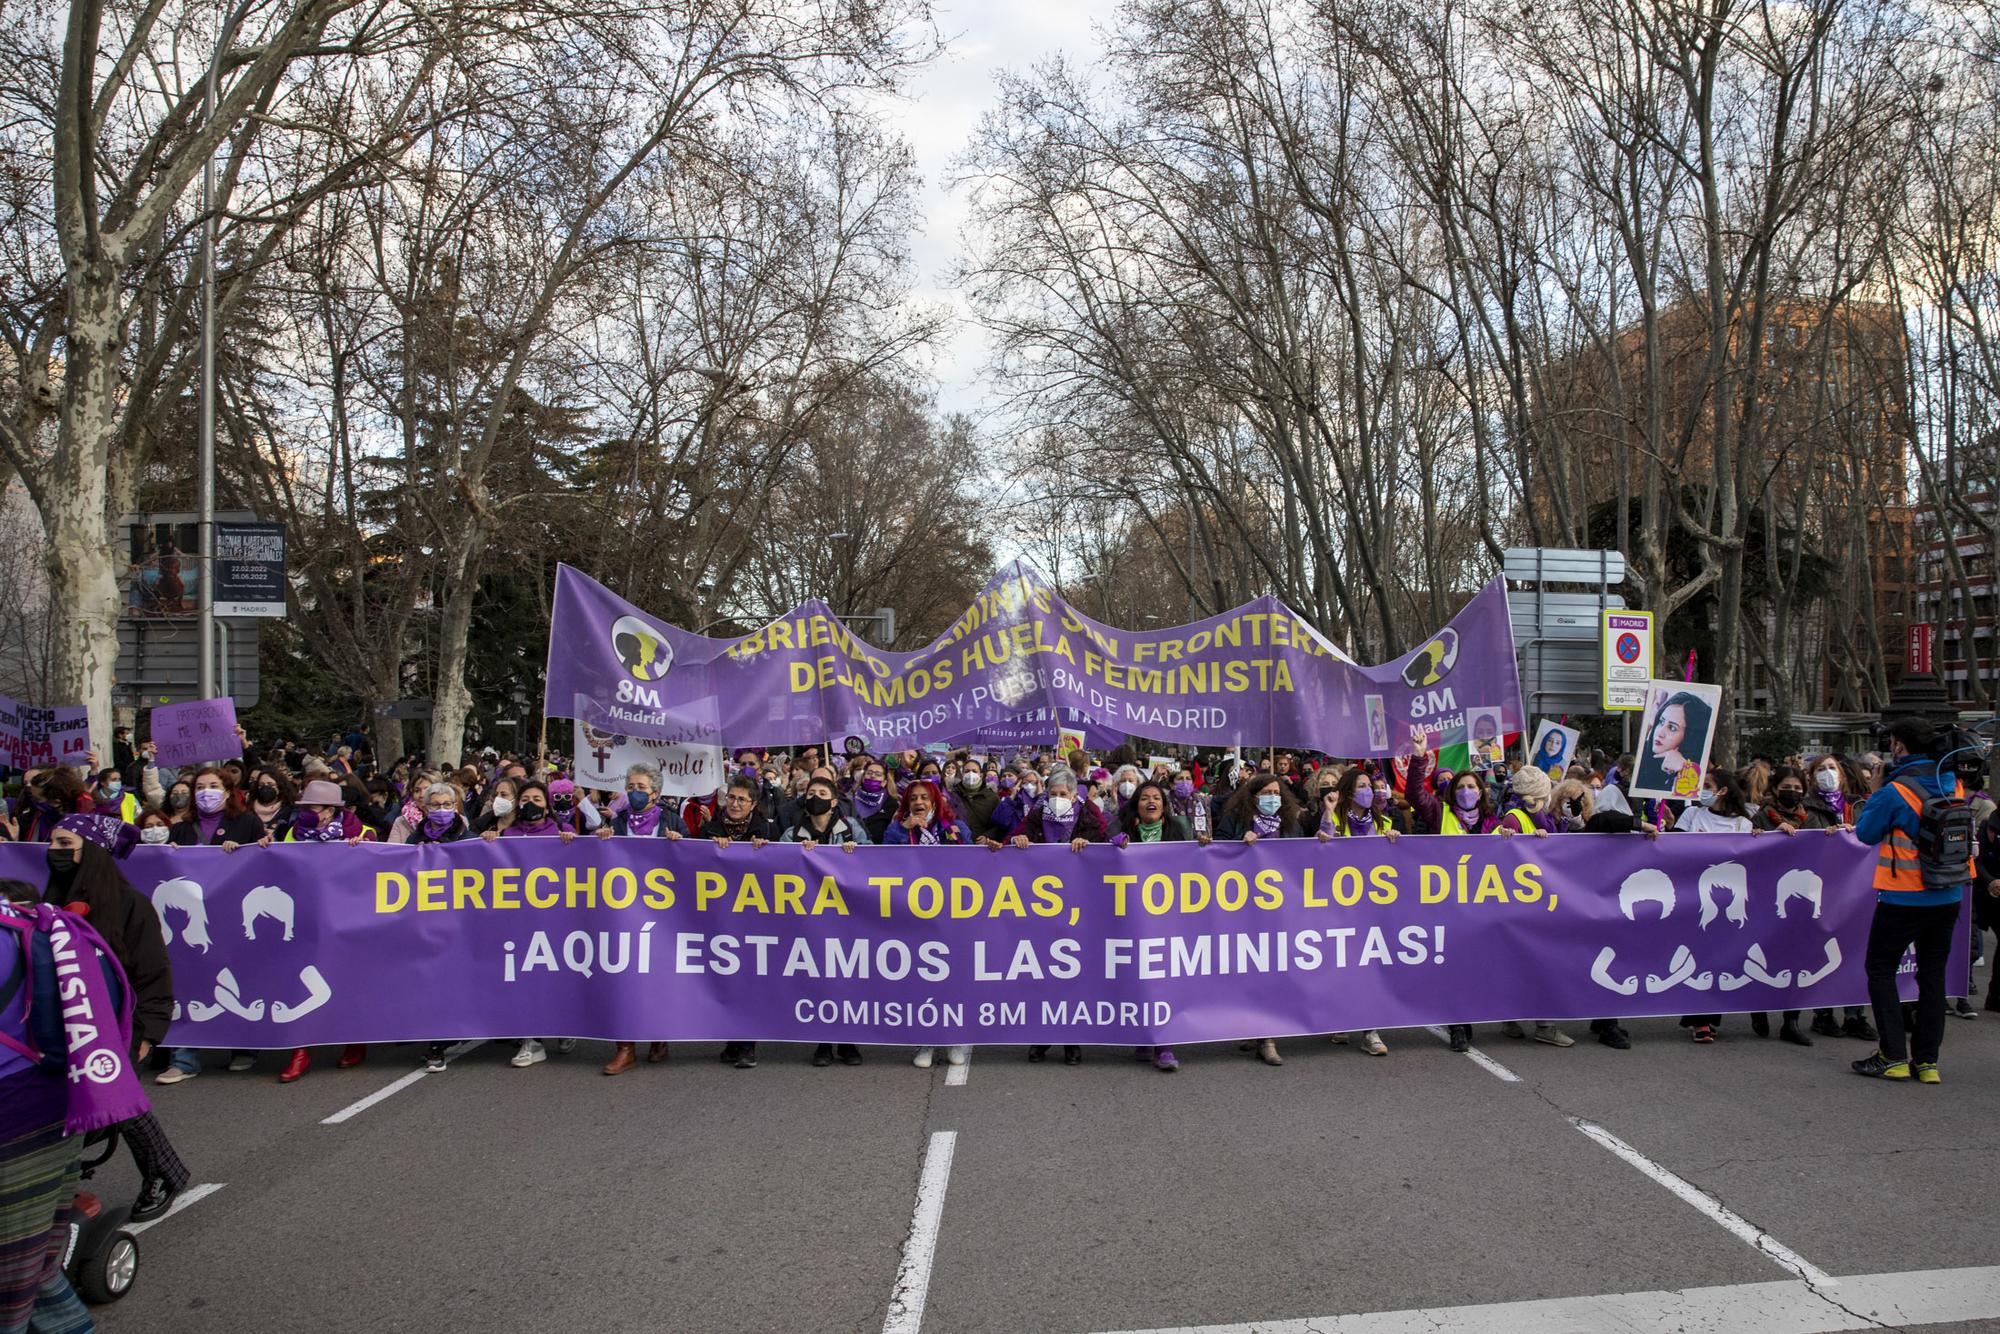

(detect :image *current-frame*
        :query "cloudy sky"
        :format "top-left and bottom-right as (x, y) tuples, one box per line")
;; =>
(885, 0), (1122, 419)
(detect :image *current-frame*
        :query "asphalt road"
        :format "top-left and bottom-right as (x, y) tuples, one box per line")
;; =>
(82, 971), (2000, 1334)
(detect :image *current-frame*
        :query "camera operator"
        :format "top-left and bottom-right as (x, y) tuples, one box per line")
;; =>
(1850, 718), (1979, 1083)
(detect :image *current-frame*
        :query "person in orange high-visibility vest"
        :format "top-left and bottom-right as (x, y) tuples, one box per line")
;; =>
(1850, 718), (1975, 1083)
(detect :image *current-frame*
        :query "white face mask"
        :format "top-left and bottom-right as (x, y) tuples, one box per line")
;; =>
(1697, 788), (1718, 808)
(961, 772), (982, 790)
(492, 797), (515, 818)
(1044, 795), (1075, 820)
(1814, 768), (1840, 792)
(1117, 781), (1135, 799)
(140, 825), (170, 845)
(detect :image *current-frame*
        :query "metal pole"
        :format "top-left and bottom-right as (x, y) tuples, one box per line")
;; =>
(197, 17), (226, 701)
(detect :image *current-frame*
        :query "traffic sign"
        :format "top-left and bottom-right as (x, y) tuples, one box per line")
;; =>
(1601, 610), (1654, 711)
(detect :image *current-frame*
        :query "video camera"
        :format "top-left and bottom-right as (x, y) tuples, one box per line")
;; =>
(1874, 719), (1990, 789)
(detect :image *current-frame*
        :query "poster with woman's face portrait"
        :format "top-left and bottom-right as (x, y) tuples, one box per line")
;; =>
(1630, 680), (1723, 800)
(1528, 721), (1579, 777)
(1465, 705), (1505, 767)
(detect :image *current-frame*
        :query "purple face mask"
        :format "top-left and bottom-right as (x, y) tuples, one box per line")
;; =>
(1453, 786), (1482, 812)
(425, 808), (457, 829)
(1172, 780), (1193, 800)
(1351, 785), (1375, 810)
(859, 777), (885, 795)
(195, 788), (226, 815)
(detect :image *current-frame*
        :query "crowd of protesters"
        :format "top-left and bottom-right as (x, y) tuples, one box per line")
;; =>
(0, 713), (1994, 1327)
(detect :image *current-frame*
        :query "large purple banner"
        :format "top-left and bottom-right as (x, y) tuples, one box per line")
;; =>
(543, 563), (1523, 754)
(6, 834), (1963, 1050)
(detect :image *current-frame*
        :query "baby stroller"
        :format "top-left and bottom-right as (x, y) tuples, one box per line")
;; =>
(60, 1127), (139, 1304)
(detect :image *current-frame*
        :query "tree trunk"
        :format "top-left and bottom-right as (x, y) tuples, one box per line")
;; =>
(46, 268), (126, 754)
(427, 520), (490, 766)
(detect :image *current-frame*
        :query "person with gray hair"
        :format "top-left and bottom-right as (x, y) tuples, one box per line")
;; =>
(595, 762), (686, 840)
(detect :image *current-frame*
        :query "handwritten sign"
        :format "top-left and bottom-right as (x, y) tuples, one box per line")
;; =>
(149, 697), (241, 769)
(10, 702), (91, 769)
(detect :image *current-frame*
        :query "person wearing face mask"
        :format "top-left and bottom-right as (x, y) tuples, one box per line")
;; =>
(1743, 766), (1844, 1045)
(543, 776), (601, 836)
(1215, 774), (1304, 1066)
(781, 776), (868, 1068)
(1546, 779), (1659, 1049)
(975, 770), (1025, 848)
(228, 768), (297, 848)
(1309, 768), (1399, 1057)
(166, 768), (262, 847)
(1010, 768), (1108, 850)
(595, 764), (687, 841)
(1109, 764), (1144, 818)
(42, 814), (190, 1224)
(470, 777), (522, 838)
(396, 782), (471, 849)
(1409, 739), (1502, 1051)
(135, 809), (173, 847)
(691, 778), (774, 1073)
(259, 781), (373, 1083)
(948, 763), (1000, 834)
(1166, 771), (1210, 839)
(92, 766), (139, 824)
(1849, 718), (1976, 1082)
(887, 780), (975, 1071)
(850, 758), (897, 844)
(499, 780), (575, 842)
(1806, 754), (1862, 825)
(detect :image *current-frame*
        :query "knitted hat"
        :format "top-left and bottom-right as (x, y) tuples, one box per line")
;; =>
(1509, 766), (1552, 804)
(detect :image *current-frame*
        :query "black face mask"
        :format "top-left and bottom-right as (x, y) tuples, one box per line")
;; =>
(254, 783), (280, 803)
(552, 796), (575, 812)
(1775, 788), (1802, 808)
(517, 803), (547, 823)
(45, 848), (77, 887)
(803, 794), (833, 817)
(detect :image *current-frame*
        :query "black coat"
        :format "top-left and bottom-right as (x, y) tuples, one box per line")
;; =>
(168, 811), (267, 846)
(45, 875), (173, 1049)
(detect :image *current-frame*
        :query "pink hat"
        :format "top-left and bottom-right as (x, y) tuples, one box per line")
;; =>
(298, 779), (346, 807)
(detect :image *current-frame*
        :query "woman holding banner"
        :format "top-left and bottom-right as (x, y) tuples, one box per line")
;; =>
(1311, 768), (1397, 1058)
(850, 758), (897, 844)
(887, 780), (974, 1071)
(1800, 756), (1874, 1040)
(782, 775), (868, 1069)
(1099, 781), (1202, 1072)
(1009, 768), (1107, 851)
(1218, 773), (1305, 1067)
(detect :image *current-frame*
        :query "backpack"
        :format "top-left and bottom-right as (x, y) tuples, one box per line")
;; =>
(1912, 788), (1977, 890)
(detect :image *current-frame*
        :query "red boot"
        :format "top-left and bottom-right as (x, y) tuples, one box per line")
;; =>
(337, 1044), (368, 1069)
(279, 1048), (311, 1083)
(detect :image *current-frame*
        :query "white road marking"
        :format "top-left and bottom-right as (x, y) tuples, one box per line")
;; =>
(320, 1041), (480, 1125)
(1092, 1264), (2000, 1333)
(1424, 1026), (1521, 1082)
(881, 1130), (957, 1334)
(1569, 1117), (1834, 1286)
(128, 1182), (225, 1235)
(944, 1055), (970, 1086)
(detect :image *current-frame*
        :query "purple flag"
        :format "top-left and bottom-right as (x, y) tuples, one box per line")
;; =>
(543, 563), (1520, 753)
(148, 696), (241, 769)
(3, 832), (1960, 1051)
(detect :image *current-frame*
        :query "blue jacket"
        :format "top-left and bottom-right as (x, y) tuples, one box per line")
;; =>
(1854, 755), (1968, 905)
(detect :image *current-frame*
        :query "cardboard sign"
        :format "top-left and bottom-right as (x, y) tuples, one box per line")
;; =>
(149, 697), (241, 769)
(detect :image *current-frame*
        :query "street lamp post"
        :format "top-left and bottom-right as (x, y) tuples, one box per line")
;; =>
(197, 0), (259, 701)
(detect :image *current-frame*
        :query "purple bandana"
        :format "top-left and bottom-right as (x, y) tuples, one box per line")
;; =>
(0, 902), (150, 1134)
(57, 813), (137, 859)
(1252, 811), (1282, 839)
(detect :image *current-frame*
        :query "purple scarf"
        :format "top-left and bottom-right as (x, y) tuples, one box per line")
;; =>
(1252, 810), (1282, 839)
(1039, 805), (1077, 844)
(290, 811), (350, 842)
(0, 903), (151, 1134)
(624, 803), (663, 837)
(851, 786), (887, 819)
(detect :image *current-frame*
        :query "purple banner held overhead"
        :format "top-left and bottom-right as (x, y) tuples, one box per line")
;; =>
(0, 831), (1961, 1051)
(543, 564), (1522, 754)
(148, 697), (241, 769)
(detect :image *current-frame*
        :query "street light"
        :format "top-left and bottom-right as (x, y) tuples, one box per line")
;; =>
(197, 0), (260, 701)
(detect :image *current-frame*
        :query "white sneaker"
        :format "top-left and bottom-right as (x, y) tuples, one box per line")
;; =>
(510, 1039), (547, 1068)
(946, 1045), (972, 1067)
(226, 1053), (256, 1072)
(155, 1066), (196, 1085)
(912, 1046), (935, 1068)
(1360, 1031), (1389, 1056)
